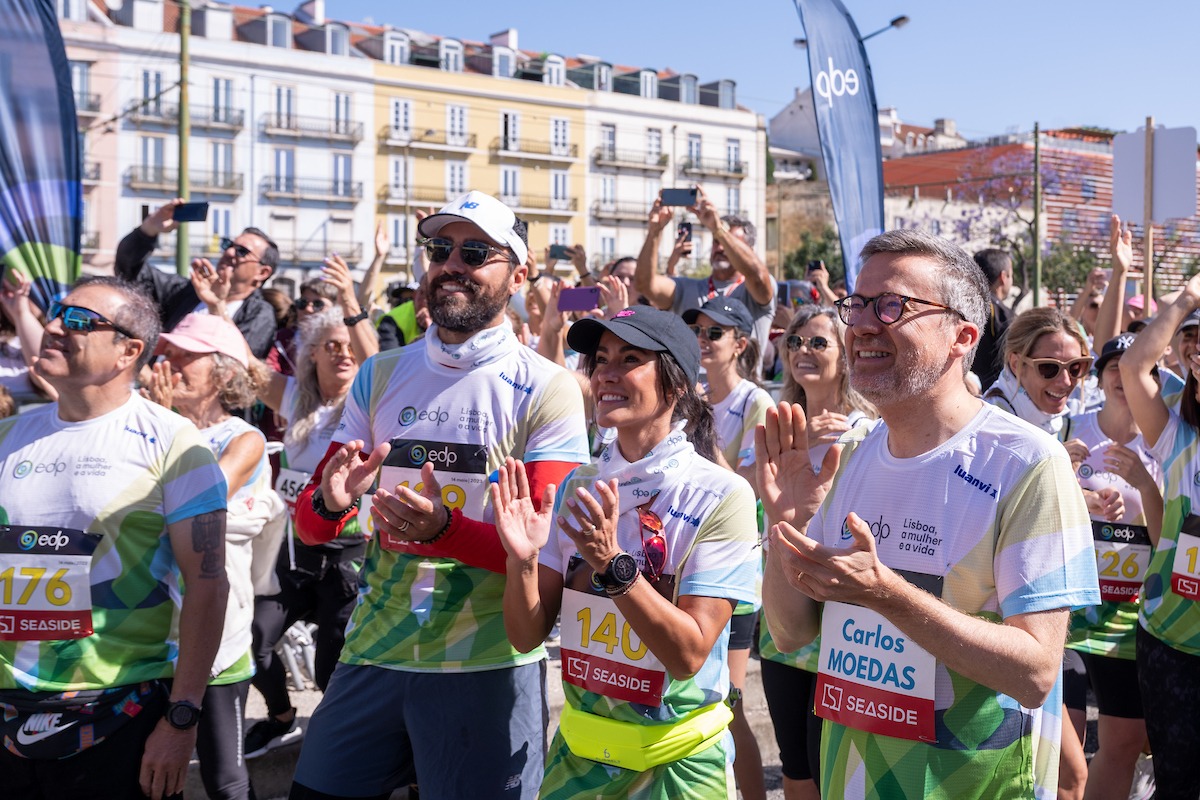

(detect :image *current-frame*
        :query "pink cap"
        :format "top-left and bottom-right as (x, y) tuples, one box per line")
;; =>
(1126, 294), (1157, 313)
(155, 314), (250, 368)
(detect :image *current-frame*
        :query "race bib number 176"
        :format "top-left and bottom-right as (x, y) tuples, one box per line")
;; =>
(0, 526), (101, 641)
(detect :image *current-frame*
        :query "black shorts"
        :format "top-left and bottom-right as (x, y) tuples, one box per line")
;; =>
(759, 660), (821, 784)
(728, 612), (756, 651)
(1063, 649), (1088, 712)
(1079, 652), (1143, 719)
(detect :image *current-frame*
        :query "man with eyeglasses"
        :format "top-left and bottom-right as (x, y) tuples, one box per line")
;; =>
(115, 198), (280, 359)
(287, 191), (589, 800)
(759, 229), (1098, 800)
(0, 277), (230, 800)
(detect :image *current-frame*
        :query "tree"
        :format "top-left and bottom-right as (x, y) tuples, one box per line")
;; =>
(782, 226), (844, 282)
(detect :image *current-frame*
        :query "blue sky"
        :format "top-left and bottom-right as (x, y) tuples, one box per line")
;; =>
(334, 0), (1200, 140)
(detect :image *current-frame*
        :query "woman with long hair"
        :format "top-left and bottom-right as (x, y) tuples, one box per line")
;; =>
(144, 314), (278, 800)
(1119, 277), (1200, 799)
(492, 306), (759, 798)
(758, 304), (874, 800)
(243, 308), (363, 758)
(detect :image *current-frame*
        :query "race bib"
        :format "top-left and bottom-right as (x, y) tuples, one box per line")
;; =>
(816, 601), (937, 743)
(1170, 515), (1200, 601)
(559, 587), (667, 706)
(0, 526), (101, 641)
(274, 468), (311, 509)
(358, 493), (376, 539)
(376, 439), (488, 552)
(1092, 521), (1151, 602)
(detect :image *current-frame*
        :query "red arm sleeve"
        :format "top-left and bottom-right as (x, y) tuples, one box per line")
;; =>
(391, 459), (581, 573)
(294, 442), (361, 545)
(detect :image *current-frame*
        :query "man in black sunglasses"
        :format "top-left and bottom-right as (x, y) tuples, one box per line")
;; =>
(115, 198), (279, 359)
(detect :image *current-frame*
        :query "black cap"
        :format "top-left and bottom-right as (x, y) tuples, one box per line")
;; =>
(681, 297), (754, 335)
(1177, 309), (1200, 334)
(1094, 333), (1136, 373)
(567, 306), (700, 386)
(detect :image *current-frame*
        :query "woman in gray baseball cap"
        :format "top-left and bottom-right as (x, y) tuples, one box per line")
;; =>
(489, 305), (761, 798)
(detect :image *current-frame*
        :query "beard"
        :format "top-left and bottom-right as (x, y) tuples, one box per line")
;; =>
(428, 273), (511, 334)
(849, 336), (950, 406)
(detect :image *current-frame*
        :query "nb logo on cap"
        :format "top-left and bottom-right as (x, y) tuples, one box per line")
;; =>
(460, 201), (480, 209)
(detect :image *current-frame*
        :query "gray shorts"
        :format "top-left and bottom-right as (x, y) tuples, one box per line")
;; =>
(292, 660), (548, 799)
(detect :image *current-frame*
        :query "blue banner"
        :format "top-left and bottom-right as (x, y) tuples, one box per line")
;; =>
(0, 0), (81, 310)
(792, 0), (884, 292)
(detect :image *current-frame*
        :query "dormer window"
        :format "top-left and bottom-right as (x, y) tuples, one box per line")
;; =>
(543, 55), (565, 86)
(327, 24), (348, 56)
(639, 70), (657, 99)
(717, 79), (735, 109)
(440, 40), (463, 73)
(681, 75), (698, 104)
(384, 33), (409, 66)
(596, 64), (612, 92)
(493, 47), (515, 78)
(268, 14), (290, 49)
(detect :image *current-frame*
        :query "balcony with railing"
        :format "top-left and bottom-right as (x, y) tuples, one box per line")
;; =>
(379, 126), (477, 152)
(379, 184), (456, 207)
(82, 161), (101, 185)
(498, 194), (577, 217)
(591, 200), (651, 222)
(386, 245), (410, 265)
(490, 137), (578, 162)
(75, 92), (101, 117)
(274, 240), (364, 266)
(592, 147), (668, 172)
(125, 166), (244, 195)
(260, 176), (362, 204)
(681, 156), (746, 179)
(260, 114), (363, 144)
(191, 105), (245, 131)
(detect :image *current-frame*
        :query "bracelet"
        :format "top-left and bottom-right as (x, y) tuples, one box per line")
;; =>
(395, 505), (455, 546)
(343, 310), (369, 326)
(604, 571), (640, 599)
(311, 487), (359, 521)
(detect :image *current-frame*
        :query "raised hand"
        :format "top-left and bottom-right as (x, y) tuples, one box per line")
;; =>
(647, 196), (674, 234)
(558, 479), (621, 574)
(142, 359), (177, 409)
(190, 258), (230, 311)
(320, 439), (390, 511)
(373, 461), (450, 542)
(755, 402), (840, 526)
(1110, 213), (1133, 275)
(598, 274), (629, 319)
(688, 185), (720, 231)
(806, 410), (851, 448)
(771, 511), (889, 603)
(491, 457), (556, 563)
(373, 220), (389, 260)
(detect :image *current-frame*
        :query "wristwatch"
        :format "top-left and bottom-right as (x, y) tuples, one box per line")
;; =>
(165, 700), (202, 730)
(596, 552), (639, 594)
(343, 310), (369, 326)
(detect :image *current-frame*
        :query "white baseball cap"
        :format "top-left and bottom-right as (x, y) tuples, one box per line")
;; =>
(417, 191), (528, 265)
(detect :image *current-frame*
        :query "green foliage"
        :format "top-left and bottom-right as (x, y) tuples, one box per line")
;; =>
(1035, 239), (1101, 293)
(782, 227), (844, 282)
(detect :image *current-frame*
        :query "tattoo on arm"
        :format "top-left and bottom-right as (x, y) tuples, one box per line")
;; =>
(190, 511), (224, 579)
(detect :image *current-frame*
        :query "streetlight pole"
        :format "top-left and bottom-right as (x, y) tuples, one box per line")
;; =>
(793, 14), (908, 48)
(176, 0), (191, 277)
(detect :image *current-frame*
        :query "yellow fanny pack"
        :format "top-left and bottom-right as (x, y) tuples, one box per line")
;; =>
(558, 700), (734, 772)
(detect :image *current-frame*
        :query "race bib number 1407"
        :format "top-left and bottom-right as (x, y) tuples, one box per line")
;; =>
(0, 526), (101, 641)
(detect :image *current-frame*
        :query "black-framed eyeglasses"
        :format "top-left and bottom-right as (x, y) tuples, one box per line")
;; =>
(834, 292), (965, 326)
(295, 298), (328, 313)
(785, 334), (832, 352)
(418, 237), (512, 268)
(219, 237), (258, 261)
(1022, 356), (1093, 381)
(689, 325), (730, 342)
(48, 302), (139, 340)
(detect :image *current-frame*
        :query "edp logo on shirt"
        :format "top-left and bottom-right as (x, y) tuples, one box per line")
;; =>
(385, 439), (487, 476)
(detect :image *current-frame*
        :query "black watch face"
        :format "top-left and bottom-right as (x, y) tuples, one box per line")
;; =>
(168, 702), (199, 728)
(611, 553), (639, 585)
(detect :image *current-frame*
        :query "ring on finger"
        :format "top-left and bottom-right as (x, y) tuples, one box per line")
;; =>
(397, 519), (410, 532)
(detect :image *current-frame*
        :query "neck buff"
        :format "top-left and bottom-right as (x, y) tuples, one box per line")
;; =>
(425, 321), (518, 370)
(987, 366), (1065, 435)
(591, 421), (695, 520)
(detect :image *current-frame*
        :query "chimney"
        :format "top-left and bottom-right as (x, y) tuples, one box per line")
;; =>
(934, 118), (956, 138)
(296, 0), (324, 25)
(489, 28), (518, 50)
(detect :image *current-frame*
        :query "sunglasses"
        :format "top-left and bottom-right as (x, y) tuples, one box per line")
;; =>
(296, 298), (328, 312)
(689, 325), (731, 342)
(834, 292), (965, 326)
(785, 334), (831, 352)
(1022, 356), (1093, 381)
(219, 237), (258, 261)
(638, 504), (667, 584)
(418, 237), (512, 268)
(323, 340), (354, 357)
(48, 302), (139, 340)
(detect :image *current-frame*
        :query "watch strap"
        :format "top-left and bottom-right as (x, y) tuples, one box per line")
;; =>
(344, 310), (369, 326)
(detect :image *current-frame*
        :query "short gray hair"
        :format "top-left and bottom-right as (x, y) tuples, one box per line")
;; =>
(73, 276), (161, 369)
(859, 229), (989, 372)
(722, 215), (756, 248)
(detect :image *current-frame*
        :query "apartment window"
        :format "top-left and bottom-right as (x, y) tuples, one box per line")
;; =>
(390, 98), (411, 139)
(268, 14), (290, 49)
(600, 124), (616, 159)
(273, 147), (294, 192)
(596, 64), (612, 92)
(333, 154), (353, 197)
(328, 25), (349, 56)
(211, 206), (232, 239)
(212, 77), (233, 123)
(446, 161), (466, 197)
(500, 166), (520, 202)
(333, 93), (352, 135)
(550, 224), (569, 247)
(544, 56), (565, 87)
(726, 186), (741, 216)
(551, 118), (569, 156)
(493, 47), (514, 78)
(600, 175), (615, 206)
(726, 139), (741, 172)
(69, 60), (90, 107)
(440, 40), (463, 73)
(389, 156), (409, 195)
(600, 236), (616, 262)
(1082, 177), (1097, 202)
(58, 0), (86, 21)
(681, 75), (698, 105)
(139, 135), (164, 181)
(384, 34), (410, 66)
(687, 134), (702, 164)
(142, 70), (163, 114)
(647, 128), (662, 161)
(273, 85), (294, 128)
(551, 170), (569, 210)
(447, 105), (467, 146)
(210, 141), (233, 183)
(388, 215), (410, 258)
(501, 111), (520, 151)
(640, 71), (658, 99)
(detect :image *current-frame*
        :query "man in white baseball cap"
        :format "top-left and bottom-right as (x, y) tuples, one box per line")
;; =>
(417, 190), (529, 266)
